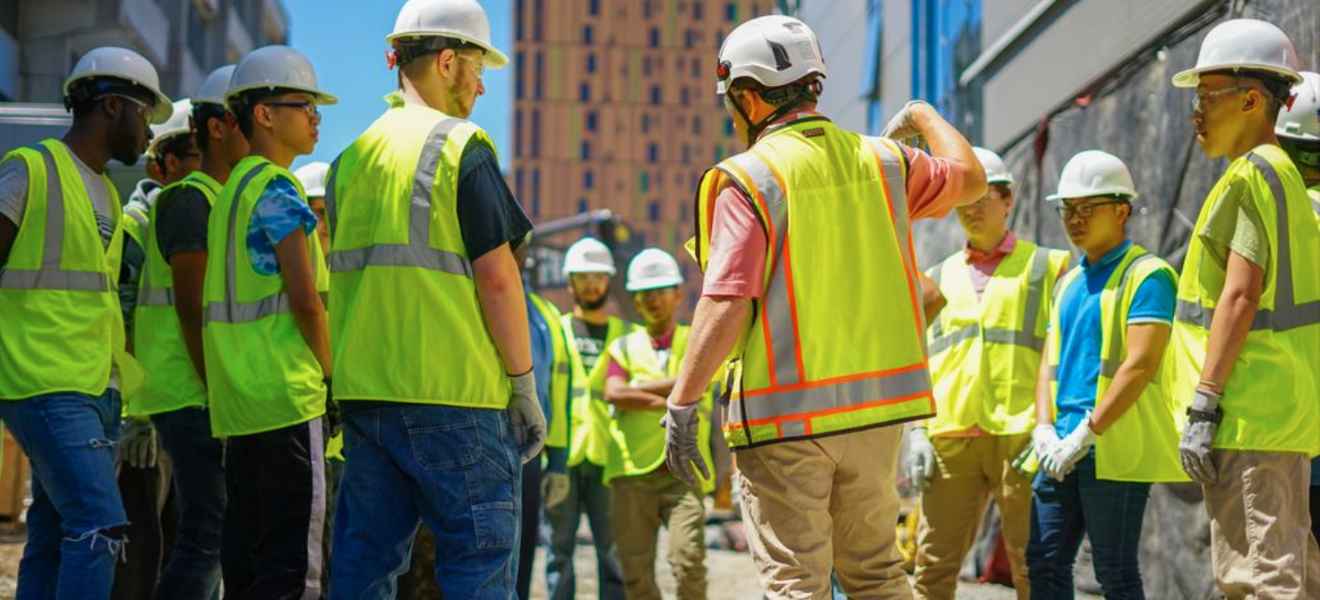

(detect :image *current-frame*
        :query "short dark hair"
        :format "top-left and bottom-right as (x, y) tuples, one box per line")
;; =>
(729, 75), (822, 110)
(229, 88), (290, 139)
(988, 183), (1013, 199)
(1206, 69), (1293, 121)
(192, 104), (227, 152)
(64, 78), (155, 120)
(156, 132), (194, 162)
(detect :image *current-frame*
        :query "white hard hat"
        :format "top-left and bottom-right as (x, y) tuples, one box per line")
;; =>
(563, 237), (616, 276)
(1277, 71), (1320, 142)
(226, 45), (338, 106)
(973, 147), (1013, 186)
(195, 65), (237, 107)
(294, 161), (331, 197)
(626, 248), (684, 292)
(1172, 19), (1301, 88)
(388, 0), (510, 69)
(147, 99), (194, 158)
(64, 47), (173, 124)
(1047, 150), (1139, 203)
(717, 15), (827, 95)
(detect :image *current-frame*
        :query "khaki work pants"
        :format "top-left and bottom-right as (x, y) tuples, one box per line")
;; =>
(1204, 449), (1320, 600)
(914, 433), (1033, 600)
(737, 425), (912, 600)
(611, 469), (707, 600)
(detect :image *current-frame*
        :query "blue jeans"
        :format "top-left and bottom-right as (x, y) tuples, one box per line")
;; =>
(0, 390), (126, 600)
(1027, 454), (1150, 600)
(151, 407), (225, 599)
(329, 405), (520, 600)
(541, 461), (624, 600)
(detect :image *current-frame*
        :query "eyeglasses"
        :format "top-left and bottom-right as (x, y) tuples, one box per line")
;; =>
(261, 101), (320, 120)
(457, 54), (485, 78)
(1192, 86), (1248, 112)
(96, 93), (151, 121)
(1054, 199), (1126, 220)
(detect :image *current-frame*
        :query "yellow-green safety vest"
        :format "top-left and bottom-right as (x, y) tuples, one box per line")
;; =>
(0, 139), (144, 400)
(326, 93), (507, 408)
(202, 156), (328, 437)
(131, 172), (221, 417)
(927, 240), (1070, 436)
(123, 203), (148, 250)
(529, 293), (572, 449)
(604, 325), (717, 493)
(1310, 185), (1319, 225)
(693, 117), (935, 449)
(1172, 146), (1320, 455)
(1048, 244), (1188, 482)
(562, 315), (633, 468)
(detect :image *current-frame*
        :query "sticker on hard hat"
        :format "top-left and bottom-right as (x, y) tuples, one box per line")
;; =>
(717, 61), (731, 80)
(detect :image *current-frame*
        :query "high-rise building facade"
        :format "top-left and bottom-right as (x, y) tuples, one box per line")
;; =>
(513, 0), (776, 312)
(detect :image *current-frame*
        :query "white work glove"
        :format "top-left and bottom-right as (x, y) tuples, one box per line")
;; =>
(541, 471), (570, 509)
(120, 417), (158, 469)
(1032, 423), (1061, 462)
(662, 398), (710, 489)
(506, 371), (546, 464)
(906, 427), (936, 494)
(1042, 414), (1096, 481)
(880, 100), (930, 142)
(1180, 389), (1221, 484)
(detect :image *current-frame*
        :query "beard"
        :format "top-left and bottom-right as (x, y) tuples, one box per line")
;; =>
(111, 113), (144, 166)
(575, 292), (608, 311)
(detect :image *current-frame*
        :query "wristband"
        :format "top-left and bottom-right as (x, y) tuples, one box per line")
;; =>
(1186, 406), (1223, 424)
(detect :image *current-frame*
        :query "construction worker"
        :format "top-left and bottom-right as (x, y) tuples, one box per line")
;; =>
(663, 15), (986, 598)
(133, 64), (247, 600)
(1171, 19), (1320, 598)
(603, 248), (716, 600)
(0, 46), (169, 599)
(326, 0), (542, 597)
(1025, 150), (1187, 599)
(909, 147), (1070, 599)
(295, 160), (332, 255)
(203, 45), (336, 598)
(545, 236), (628, 600)
(1276, 70), (1320, 543)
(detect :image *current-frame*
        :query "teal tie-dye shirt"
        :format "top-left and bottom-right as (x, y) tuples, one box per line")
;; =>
(246, 177), (319, 275)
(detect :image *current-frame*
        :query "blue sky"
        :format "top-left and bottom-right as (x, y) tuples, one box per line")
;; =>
(283, 0), (513, 171)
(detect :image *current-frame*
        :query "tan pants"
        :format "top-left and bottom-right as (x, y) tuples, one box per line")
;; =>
(0, 427), (29, 519)
(737, 425), (912, 600)
(914, 433), (1032, 600)
(611, 469), (708, 600)
(1204, 449), (1320, 600)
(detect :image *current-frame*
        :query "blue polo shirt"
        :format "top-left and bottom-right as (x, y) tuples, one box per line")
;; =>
(1054, 241), (1176, 436)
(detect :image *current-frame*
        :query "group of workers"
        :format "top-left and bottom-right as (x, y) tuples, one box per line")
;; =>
(0, 0), (1316, 597)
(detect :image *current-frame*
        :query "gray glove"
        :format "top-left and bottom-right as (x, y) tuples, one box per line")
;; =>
(880, 100), (929, 142)
(541, 471), (570, 509)
(1032, 423), (1061, 462)
(1180, 388), (1221, 484)
(906, 427), (936, 494)
(662, 399), (710, 489)
(121, 417), (158, 469)
(1042, 415), (1095, 481)
(507, 371), (546, 464)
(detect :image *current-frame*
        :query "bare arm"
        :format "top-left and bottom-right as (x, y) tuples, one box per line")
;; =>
(1199, 251), (1263, 392)
(634, 378), (676, 396)
(908, 103), (988, 206)
(273, 229), (332, 379)
(670, 296), (751, 407)
(473, 243), (532, 375)
(170, 250), (208, 384)
(604, 375), (669, 411)
(1035, 330), (1056, 425)
(919, 270), (946, 324)
(1090, 323), (1170, 433)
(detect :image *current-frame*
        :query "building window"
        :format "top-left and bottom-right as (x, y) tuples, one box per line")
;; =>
(516, 0), (525, 40)
(680, 87), (690, 105)
(531, 110), (542, 157)
(649, 27), (660, 48)
(583, 25), (593, 44)
(515, 51), (525, 99)
(692, 116), (702, 135)
(581, 141), (592, 160)
(579, 82), (591, 102)
(589, 0), (599, 16)
(723, 117), (734, 136)
(643, 57), (652, 76)
(583, 169), (594, 189)
(640, 172), (650, 192)
(515, 167), (523, 199)
(515, 108), (523, 154)
(586, 111), (598, 131)
(650, 85), (662, 105)
(648, 201), (661, 223)
(534, 0), (544, 41)
(532, 196), (541, 217)
(586, 53), (597, 73)
(682, 145), (690, 163)
(643, 1), (653, 18)
(534, 52), (544, 99)
(693, 1), (703, 20)
(532, 167), (541, 203)
(910, 0), (984, 136)
(691, 59), (700, 78)
(647, 143), (659, 162)
(725, 2), (737, 21)
(578, 199), (589, 214)
(187, 5), (209, 65)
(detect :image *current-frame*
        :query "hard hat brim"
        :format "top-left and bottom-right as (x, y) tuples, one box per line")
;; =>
(385, 32), (510, 69)
(625, 278), (683, 292)
(64, 73), (174, 124)
(1045, 191), (1139, 203)
(146, 129), (192, 156)
(225, 84), (339, 106)
(986, 175), (1014, 185)
(1172, 63), (1303, 88)
(563, 266), (617, 277)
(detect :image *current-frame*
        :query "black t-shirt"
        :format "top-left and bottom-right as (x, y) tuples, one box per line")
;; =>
(456, 140), (532, 260)
(155, 187), (211, 260)
(574, 319), (612, 372)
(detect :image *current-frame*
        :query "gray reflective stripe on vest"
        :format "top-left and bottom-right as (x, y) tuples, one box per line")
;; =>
(728, 366), (932, 425)
(1175, 154), (1320, 332)
(1100, 253), (1158, 379)
(138, 288), (175, 307)
(0, 145), (111, 291)
(207, 164), (276, 324)
(327, 119), (473, 279)
(862, 136), (920, 315)
(929, 248), (1049, 355)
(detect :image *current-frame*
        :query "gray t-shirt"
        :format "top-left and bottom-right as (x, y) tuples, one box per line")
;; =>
(0, 142), (116, 248)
